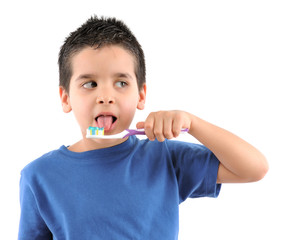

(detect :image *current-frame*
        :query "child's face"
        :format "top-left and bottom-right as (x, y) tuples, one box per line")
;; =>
(60, 45), (146, 141)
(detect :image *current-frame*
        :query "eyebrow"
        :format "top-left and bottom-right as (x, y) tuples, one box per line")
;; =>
(75, 74), (97, 82)
(113, 73), (134, 80)
(75, 73), (134, 82)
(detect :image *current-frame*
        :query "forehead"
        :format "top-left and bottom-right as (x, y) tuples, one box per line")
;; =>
(70, 45), (136, 76)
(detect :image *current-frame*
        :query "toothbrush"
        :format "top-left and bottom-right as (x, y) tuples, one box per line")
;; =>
(86, 126), (189, 139)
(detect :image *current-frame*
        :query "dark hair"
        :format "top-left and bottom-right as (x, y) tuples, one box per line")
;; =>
(58, 15), (146, 93)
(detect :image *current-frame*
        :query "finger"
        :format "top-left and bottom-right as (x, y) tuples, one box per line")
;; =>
(173, 112), (191, 137)
(136, 121), (145, 129)
(172, 114), (183, 138)
(144, 113), (155, 141)
(153, 113), (165, 142)
(163, 115), (174, 139)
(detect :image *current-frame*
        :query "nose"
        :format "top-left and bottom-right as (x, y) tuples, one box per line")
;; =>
(96, 96), (115, 104)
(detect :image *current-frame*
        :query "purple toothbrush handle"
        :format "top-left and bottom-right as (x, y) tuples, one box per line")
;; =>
(180, 128), (189, 133)
(123, 129), (146, 138)
(123, 128), (189, 138)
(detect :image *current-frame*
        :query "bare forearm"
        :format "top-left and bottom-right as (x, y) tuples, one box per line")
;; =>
(188, 114), (268, 183)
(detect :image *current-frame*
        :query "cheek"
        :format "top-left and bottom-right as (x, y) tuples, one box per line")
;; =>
(119, 98), (138, 121)
(70, 97), (93, 121)
(122, 102), (137, 115)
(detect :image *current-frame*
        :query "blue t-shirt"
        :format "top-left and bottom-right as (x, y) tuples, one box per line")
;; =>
(18, 136), (221, 240)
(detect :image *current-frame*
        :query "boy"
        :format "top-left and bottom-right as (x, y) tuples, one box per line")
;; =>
(18, 16), (268, 239)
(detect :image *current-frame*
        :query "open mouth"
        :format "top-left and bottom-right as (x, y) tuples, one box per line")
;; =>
(95, 115), (117, 131)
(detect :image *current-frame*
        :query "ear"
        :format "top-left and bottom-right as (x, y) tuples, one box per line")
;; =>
(59, 87), (72, 113)
(137, 83), (146, 110)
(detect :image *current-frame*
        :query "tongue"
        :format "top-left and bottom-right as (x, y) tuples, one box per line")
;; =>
(97, 116), (113, 131)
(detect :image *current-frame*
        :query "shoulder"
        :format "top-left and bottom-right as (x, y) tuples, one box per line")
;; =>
(135, 138), (211, 159)
(163, 139), (211, 156)
(135, 137), (171, 153)
(136, 137), (210, 151)
(21, 147), (63, 180)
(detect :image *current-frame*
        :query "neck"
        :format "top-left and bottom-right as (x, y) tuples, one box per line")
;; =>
(67, 137), (128, 152)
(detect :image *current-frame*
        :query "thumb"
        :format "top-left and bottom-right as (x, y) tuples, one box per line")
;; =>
(136, 121), (145, 129)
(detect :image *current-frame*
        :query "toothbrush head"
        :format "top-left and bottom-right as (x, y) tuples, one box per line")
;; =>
(86, 126), (104, 137)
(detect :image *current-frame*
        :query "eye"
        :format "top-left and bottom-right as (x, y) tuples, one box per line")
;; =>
(115, 81), (128, 88)
(83, 81), (97, 89)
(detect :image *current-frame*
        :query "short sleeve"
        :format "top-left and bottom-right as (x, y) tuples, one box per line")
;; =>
(166, 140), (221, 203)
(18, 172), (52, 240)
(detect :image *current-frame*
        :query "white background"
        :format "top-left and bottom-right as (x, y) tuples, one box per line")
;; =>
(1, 0), (297, 239)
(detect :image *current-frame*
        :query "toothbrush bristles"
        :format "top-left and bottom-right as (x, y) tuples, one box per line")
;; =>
(87, 126), (104, 137)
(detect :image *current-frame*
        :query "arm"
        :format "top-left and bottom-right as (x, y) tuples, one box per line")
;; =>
(137, 110), (269, 183)
(19, 174), (52, 240)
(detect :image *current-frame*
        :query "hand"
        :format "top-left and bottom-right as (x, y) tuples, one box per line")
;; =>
(136, 110), (192, 142)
